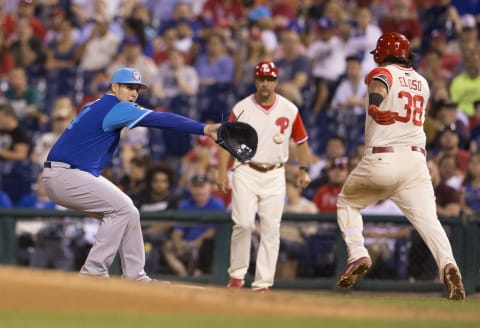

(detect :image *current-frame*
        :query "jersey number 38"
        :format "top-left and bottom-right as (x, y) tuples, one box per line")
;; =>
(394, 91), (424, 127)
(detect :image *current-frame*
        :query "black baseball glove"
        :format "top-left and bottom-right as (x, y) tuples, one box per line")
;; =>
(216, 121), (258, 162)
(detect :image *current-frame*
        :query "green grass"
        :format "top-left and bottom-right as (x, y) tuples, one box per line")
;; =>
(1, 294), (479, 328)
(0, 311), (479, 328)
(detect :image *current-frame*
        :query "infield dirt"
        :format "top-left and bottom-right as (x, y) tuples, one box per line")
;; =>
(0, 266), (478, 321)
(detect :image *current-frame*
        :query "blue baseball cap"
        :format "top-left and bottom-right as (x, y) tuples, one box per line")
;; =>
(317, 17), (335, 29)
(111, 67), (148, 89)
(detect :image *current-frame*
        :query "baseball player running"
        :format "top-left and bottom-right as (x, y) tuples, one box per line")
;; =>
(42, 67), (220, 282)
(217, 61), (311, 292)
(335, 32), (465, 300)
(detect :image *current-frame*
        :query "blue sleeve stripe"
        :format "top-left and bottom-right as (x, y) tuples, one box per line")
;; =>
(128, 110), (153, 129)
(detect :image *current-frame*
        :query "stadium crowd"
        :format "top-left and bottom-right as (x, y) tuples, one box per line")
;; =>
(1, 0), (480, 280)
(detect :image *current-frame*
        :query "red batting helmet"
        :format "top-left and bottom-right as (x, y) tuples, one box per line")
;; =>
(370, 32), (410, 64)
(254, 61), (278, 79)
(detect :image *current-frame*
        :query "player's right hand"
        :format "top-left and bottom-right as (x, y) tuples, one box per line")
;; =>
(368, 104), (397, 125)
(216, 173), (231, 194)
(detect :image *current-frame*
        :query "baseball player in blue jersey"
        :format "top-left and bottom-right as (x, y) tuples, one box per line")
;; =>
(41, 67), (220, 282)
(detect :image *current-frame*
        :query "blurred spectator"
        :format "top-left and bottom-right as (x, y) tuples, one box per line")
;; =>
(129, 4), (157, 47)
(345, 5), (382, 76)
(307, 156), (349, 277)
(156, 49), (199, 117)
(427, 99), (469, 151)
(451, 1), (480, 18)
(233, 25), (272, 99)
(361, 200), (411, 280)
(200, 0), (244, 28)
(379, 0), (423, 53)
(427, 159), (462, 217)
(417, 1), (461, 51)
(277, 176), (318, 279)
(419, 29), (461, 77)
(108, 34), (159, 105)
(2, 0), (47, 43)
(312, 157), (349, 213)
(15, 174), (77, 271)
(4, 67), (47, 135)
(8, 16), (47, 84)
(195, 31), (235, 122)
(162, 174), (224, 276)
(131, 161), (180, 274)
(407, 158), (461, 282)
(330, 55), (367, 116)
(0, 102), (37, 204)
(274, 29), (311, 111)
(206, 163), (231, 208)
(178, 135), (218, 191)
(418, 48), (454, 88)
(437, 152), (465, 191)
(431, 126), (470, 175)
(123, 16), (153, 57)
(303, 135), (347, 199)
(153, 26), (182, 66)
(143, 0), (194, 30)
(159, 2), (204, 63)
(31, 96), (76, 166)
(0, 29), (14, 82)
(0, 189), (13, 208)
(468, 99), (480, 152)
(108, 125), (151, 182)
(246, 8), (279, 55)
(133, 162), (180, 212)
(460, 153), (480, 217)
(76, 13), (121, 95)
(75, 69), (110, 112)
(118, 154), (149, 198)
(44, 5), (79, 46)
(266, 0), (296, 33)
(307, 17), (348, 113)
(448, 14), (479, 66)
(44, 19), (79, 111)
(449, 44), (480, 117)
(150, 49), (200, 163)
(70, 0), (122, 28)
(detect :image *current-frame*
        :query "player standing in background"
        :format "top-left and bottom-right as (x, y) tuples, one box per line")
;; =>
(217, 61), (311, 292)
(41, 67), (220, 282)
(335, 32), (465, 300)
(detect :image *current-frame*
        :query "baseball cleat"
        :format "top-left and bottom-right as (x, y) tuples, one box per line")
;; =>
(336, 256), (371, 288)
(443, 264), (465, 301)
(227, 278), (244, 289)
(253, 287), (270, 293)
(150, 278), (171, 284)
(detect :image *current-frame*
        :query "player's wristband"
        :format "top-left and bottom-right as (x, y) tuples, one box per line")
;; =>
(299, 165), (309, 172)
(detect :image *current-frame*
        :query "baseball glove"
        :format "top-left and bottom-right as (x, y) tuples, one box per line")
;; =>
(216, 121), (258, 162)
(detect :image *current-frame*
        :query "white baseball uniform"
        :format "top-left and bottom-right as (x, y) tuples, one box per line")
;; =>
(228, 93), (308, 290)
(336, 64), (460, 280)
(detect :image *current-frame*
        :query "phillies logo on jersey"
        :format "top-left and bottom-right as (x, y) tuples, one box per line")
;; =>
(276, 117), (289, 134)
(132, 70), (141, 81)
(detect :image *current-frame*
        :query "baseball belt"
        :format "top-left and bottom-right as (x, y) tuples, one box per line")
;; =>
(248, 162), (284, 173)
(44, 161), (77, 169)
(371, 146), (426, 156)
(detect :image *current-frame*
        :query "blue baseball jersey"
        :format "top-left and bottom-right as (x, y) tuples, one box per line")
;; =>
(47, 94), (205, 176)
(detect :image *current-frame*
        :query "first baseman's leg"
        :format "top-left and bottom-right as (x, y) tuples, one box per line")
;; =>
(117, 206), (149, 280)
(228, 167), (258, 280)
(252, 171), (285, 290)
(42, 168), (149, 280)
